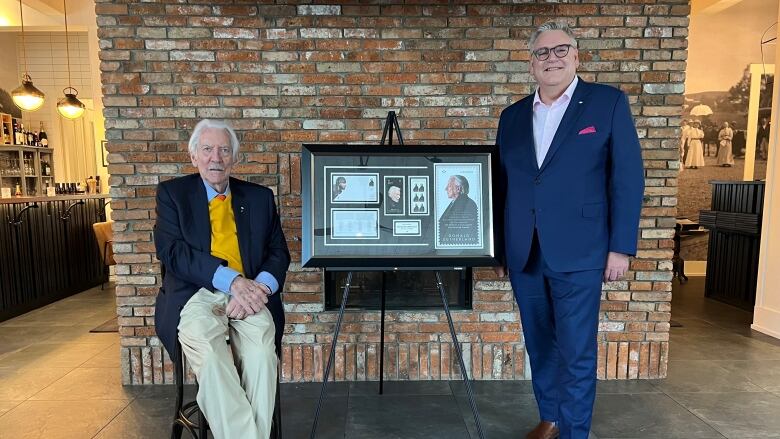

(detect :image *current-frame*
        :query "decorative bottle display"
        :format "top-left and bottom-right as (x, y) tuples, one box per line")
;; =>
(14, 183), (21, 197)
(39, 122), (48, 147)
(86, 176), (96, 194)
(26, 129), (34, 146)
(2, 124), (9, 144)
(15, 123), (24, 145)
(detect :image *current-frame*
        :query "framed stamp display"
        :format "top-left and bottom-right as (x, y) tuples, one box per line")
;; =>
(301, 144), (500, 268)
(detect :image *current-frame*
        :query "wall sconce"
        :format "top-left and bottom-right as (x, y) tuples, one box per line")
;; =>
(11, 0), (45, 112)
(56, 0), (84, 120)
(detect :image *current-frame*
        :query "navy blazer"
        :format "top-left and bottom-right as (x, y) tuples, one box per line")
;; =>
(496, 79), (645, 273)
(154, 173), (290, 357)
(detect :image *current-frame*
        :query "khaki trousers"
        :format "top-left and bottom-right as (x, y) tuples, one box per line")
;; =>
(178, 288), (277, 439)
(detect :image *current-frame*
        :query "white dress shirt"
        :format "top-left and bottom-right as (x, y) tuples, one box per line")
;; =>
(532, 76), (579, 168)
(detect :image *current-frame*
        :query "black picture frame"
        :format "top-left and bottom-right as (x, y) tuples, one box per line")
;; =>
(100, 140), (108, 167)
(301, 144), (500, 269)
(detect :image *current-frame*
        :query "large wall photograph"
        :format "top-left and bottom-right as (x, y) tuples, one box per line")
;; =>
(680, 0), (777, 261)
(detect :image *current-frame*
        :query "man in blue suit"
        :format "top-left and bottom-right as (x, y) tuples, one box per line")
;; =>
(155, 119), (289, 438)
(495, 22), (645, 439)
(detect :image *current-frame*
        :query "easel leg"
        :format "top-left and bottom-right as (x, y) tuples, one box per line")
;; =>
(379, 271), (387, 394)
(310, 272), (353, 439)
(436, 271), (486, 439)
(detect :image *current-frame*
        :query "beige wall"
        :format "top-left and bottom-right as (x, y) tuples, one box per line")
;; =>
(687, 0), (777, 94)
(0, 32), (18, 113)
(753, 4), (780, 339)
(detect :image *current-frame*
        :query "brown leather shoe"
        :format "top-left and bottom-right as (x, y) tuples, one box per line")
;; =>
(525, 421), (560, 439)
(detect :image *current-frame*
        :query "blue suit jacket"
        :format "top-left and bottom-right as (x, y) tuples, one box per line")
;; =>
(154, 174), (290, 357)
(496, 79), (645, 273)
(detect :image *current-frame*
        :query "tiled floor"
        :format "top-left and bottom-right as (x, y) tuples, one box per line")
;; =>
(1, 278), (779, 438)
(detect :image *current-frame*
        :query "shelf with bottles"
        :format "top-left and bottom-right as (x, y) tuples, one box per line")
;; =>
(1, 113), (49, 148)
(0, 145), (55, 197)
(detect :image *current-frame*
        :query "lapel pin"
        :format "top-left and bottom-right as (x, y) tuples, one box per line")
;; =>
(578, 101), (583, 104)
(239, 206), (245, 213)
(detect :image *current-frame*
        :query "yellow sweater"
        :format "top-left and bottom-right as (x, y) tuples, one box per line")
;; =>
(209, 194), (244, 276)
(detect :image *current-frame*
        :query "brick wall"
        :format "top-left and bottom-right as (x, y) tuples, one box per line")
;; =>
(96, 1), (687, 385)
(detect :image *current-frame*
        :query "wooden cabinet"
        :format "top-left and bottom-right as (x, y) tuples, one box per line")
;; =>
(699, 181), (765, 310)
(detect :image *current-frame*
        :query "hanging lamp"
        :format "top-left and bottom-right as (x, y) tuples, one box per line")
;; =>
(11, 0), (45, 111)
(56, 0), (85, 119)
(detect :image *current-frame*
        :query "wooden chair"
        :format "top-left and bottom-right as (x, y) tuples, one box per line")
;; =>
(91, 221), (115, 289)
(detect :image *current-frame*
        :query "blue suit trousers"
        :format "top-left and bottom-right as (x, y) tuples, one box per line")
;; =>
(510, 232), (603, 439)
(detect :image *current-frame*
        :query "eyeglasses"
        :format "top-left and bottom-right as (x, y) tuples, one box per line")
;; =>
(200, 145), (232, 158)
(532, 44), (575, 61)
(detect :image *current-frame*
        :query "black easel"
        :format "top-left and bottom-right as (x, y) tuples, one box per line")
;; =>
(310, 112), (485, 439)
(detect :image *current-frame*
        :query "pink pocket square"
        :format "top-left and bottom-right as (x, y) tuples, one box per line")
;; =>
(578, 126), (597, 135)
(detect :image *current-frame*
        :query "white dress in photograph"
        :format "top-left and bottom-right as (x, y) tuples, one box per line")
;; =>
(717, 127), (735, 166)
(684, 127), (705, 168)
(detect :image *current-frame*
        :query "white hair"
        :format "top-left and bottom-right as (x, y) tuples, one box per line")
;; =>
(187, 119), (240, 160)
(529, 21), (578, 51)
(449, 175), (469, 195)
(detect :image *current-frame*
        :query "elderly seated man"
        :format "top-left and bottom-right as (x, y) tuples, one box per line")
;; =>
(154, 119), (290, 438)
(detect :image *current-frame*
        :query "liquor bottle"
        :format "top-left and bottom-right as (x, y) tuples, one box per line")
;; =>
(16, 123), (23, 145)
(33, 131), (39, 147)
(39, 122), (48, 147)
(27, 128), (34, 146)
(14, 183), (21, 197)
(2, 124), (10, 144)
(95, 175), (101, 193)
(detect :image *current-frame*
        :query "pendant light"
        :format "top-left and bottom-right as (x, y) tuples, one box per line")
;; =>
(11, 0), (45, 112)
(56, 0), (85, 119)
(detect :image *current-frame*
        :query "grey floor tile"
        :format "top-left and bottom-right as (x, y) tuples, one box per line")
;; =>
(669, 333), (780, 361)
(285, 396), (348, 439)
(82, 344), (121, 368)
(0, 342), (108, 368)
(44, 326), (119, 345)
(0, 341), (27, 358)
(350, 379), (452, 396)
(591, 393), (724, 438)
(650, 360), (764, 393)
(346, 395), (470, 439)
(0, 399), (129, 439)
(0, 367), (73, 401)
(0, 326), (61, 345)
(281, 381), (350, 398)
(597, 379), (660, 394)
(0, 400), (21, 417)
(31, 367), (142, 401)
(713, 360), (780, 393)
(93, 398), (173, 439)
(454, 392), (539, 439)
(669, 392), (780, 439)
(449, 379), (534, 395)
(136, 383), (197, 401)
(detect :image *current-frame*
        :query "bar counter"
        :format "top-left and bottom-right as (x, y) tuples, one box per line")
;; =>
(0, 194), (110, 321)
